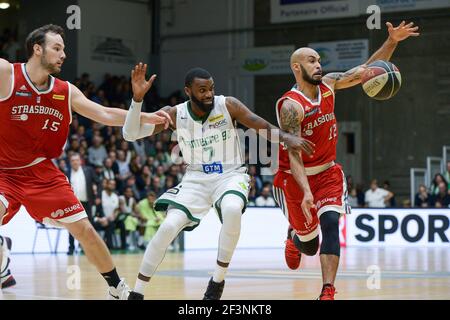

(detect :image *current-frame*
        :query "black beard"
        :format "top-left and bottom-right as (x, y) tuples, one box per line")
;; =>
(191, 95), (214, 113)
(301, 65), (322, 85)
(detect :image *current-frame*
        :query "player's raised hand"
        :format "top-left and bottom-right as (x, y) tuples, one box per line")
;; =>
(387, 21), (420, 42)
(301, 191), (315, 225)
(131, 62), (156, 102)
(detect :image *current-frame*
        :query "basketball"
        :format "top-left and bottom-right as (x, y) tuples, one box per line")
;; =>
(361, 60), (402, 100)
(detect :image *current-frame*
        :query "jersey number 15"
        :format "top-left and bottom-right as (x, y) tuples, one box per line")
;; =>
(42, 119), (61, 132)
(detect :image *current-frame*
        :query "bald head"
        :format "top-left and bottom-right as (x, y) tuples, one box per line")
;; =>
(290, 47), (320, 65)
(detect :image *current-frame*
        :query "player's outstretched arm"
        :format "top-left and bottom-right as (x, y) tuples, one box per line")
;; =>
(323, 21), (419, 91)
(279, 99), (314, 224)
(0, 58), (12, 98)
(123, 63), (176, 141)
(226, 96), (315, 155)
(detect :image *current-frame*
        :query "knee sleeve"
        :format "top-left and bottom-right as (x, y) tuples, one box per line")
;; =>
(319, 211), (340, 256)
(293, 235), (319, 256)
(217, 195), (244, 263)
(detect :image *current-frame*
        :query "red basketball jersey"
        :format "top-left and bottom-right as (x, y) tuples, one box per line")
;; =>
(276, 82), (337, 172)
(0, 63), (72, 168)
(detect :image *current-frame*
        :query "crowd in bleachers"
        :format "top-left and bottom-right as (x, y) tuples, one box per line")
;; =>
(414, 168), (450, 208)
(0, 28), (21, 62)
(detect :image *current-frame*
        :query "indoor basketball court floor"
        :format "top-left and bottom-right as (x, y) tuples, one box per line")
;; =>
(1, 246), (449, 300)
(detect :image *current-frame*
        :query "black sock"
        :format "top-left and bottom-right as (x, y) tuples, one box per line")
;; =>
(323, 283), (334, 289)
(101, 268), (121, 288)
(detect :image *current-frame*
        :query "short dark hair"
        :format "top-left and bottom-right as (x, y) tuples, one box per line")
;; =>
(25, 24), (65, 59)
(184, 68), (212, 87)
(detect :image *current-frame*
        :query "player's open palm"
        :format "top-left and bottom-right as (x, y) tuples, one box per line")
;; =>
(131, 62), (156, 102)
(387, 21), (420, 42)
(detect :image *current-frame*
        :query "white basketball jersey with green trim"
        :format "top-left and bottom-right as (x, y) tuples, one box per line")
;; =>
(175, 95), (244, 174)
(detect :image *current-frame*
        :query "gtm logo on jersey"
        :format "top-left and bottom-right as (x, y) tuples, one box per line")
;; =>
(51, 204), (82, 218)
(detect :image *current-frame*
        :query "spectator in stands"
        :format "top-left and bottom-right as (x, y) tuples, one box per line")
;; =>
(348, 188), (359, 208)
(124, 176), (141, 201)
(444, 161), (450, 195)
(88, 135), (108, 167)
(137, 192), (165, 244)
(67, 153), (98, 255)
(119, 187), (139, 250)
(383, 180), (397, 207)
(255, 186), (276, 207)
(101, 179), (126, 250)
(132, 140), (149, 165)
(101, 158), (116, 182)
(430, 174), (447, 196)
(248, 165), (263, 194)
(108, 151), (120, 174)
(150, 176), (164, 197)
(247, 187), (257, 207)
(364, 179), (394, 208)
(430, 182), (450, 208)
(92, 197), (114, 249)
(355, 183), (365, 207)
(402, 199), (412, 208)
(415, 184), (431, 207)
(2, 33), (21, 61)
(58, 159), (69, 175)
(116, 149), (132, 191)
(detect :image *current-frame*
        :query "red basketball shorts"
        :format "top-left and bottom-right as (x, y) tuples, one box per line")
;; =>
(273, 164), (350, 242)
(0, 159), (87, 226)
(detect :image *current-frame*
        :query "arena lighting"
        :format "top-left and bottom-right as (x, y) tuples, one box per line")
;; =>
(0, 2), (10, 9)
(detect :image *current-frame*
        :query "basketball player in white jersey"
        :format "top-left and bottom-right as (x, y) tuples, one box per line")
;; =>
(122, 64), (315, 300)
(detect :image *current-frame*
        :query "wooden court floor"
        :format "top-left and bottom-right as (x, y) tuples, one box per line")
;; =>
(1, 247), (449, 300)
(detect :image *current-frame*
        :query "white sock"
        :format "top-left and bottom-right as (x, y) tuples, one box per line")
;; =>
(133, 278), (148, 295)
(213, 266), (228, 283)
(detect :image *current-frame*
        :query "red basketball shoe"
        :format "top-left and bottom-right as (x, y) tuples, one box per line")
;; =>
(318, 284), (337, 300)
(284, 227), (301, 270)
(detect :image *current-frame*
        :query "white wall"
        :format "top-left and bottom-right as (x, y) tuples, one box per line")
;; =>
(1, 208), (69, 254)
(159, 0), (255, 107)
(77, 0), (152, 85)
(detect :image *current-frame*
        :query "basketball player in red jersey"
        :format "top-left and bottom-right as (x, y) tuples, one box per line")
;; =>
(273, 21), (419, 300)
(0, 24), (171, 297)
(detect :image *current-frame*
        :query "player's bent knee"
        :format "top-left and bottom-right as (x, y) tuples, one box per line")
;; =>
(319, 211), (340, 256)
(294, 235), (319, 256)
(220, 195), (245, 216)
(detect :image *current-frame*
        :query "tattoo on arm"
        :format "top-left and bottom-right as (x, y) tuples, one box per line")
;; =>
(280, 100), (301, 136)
(326, 66), (362, 84)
